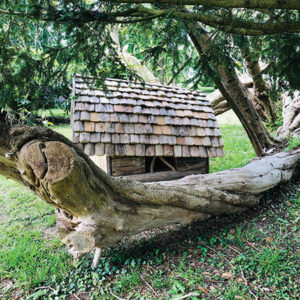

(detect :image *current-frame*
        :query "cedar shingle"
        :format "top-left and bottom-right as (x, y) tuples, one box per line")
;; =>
(81, 111), (90, 121)
(73, 111), (81, 120)
(146, 145), (155, 156)
(190, 146), (200, 157)
(192, 137), (202, 145)
(139, 115), (148, 123)
(112, 134), (120, 144)
(174, 145), (182, 157)
(99, 113), (110, 122)
(145, 124), (153, 134)
(101, 133), (111, 143)
(176, 110), (185, 117)
(115, 123), (124, 133)
(125, 145), (136, 156)
(80, 132), (90, 143)
(196, 128), (206, 136)
(136, 144), (146, 156)
(120, 134), (130, 144)
(162, 126), (172, 135)
(115, 145), (126, 156)
(76, 103), (85, 111)
(155, 145), (164, 156)
(90, 133), (101, 143)
(85, 104), (95, 111)
(176, 136), (185, 145)
(182, 146), (190, 157)
(119, 114), (129, 123)
(150, 135), (159, 144)
(133, 123), (143, 134)
(129, 114), (139, 123)
(156, 116), (166, 125)
(124, 124), (134, 134)
(73, 121), (84, 132)
(208, 148), (217, 158)
(163, 145), (173, 156)
(95, 123), (106, 132)
(105, 144), (115, 155)
(140, 135), (150, 144)
(202, 136), (211, 146)
(73, 132), (80, 143)
(130, 135), (140, 144)
(153, 125), (162, 135)
(95, 143), (105, 155)
(90, 112), (100, 122)
(84, 144), (95, 156)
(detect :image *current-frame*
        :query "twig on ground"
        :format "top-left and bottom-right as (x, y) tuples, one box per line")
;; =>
(239, 266), (258, 300)
(212, 234), (242, 254)
(245, 240), (260, 252)
(173, 292), (200, 300)
(35, 286), (56, 292)
(109, 288), (126, 300)
(141, 276), (159, 298)
(199, 242), (235, 269)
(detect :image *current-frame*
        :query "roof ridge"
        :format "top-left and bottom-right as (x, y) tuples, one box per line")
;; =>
(74, 74), (205, 94)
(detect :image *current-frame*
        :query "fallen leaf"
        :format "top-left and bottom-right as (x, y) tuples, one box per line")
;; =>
(266, 237), (273, 243)
(221, 272), (233, 279)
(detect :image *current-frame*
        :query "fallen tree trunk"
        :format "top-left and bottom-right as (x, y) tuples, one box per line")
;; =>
(0, 123), (299, 262)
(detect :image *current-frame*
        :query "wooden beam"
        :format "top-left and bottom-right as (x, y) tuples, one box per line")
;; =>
(150, 156), (157, 173)
(120, 169), (206, 182)
(159, 157), (176, 171)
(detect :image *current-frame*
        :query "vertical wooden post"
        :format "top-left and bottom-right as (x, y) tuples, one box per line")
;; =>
(92, 247), (102, 268)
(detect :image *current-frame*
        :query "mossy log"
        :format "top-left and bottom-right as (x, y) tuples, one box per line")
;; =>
(0, 123), (299, 263)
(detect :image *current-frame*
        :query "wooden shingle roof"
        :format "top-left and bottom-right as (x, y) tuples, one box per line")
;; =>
(72, 74), (224, 157)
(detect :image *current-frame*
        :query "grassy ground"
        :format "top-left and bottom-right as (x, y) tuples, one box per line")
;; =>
(35, 109), (70, 118)
(0, 111), (299, 299)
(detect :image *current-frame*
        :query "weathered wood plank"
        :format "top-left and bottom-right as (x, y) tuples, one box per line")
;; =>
(121, 169), (207, 182)
(176, 157), (209, 172)
(111, 156), (145, 176)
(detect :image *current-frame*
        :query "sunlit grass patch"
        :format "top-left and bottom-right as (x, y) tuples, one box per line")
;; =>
(210, 124), (255, 173)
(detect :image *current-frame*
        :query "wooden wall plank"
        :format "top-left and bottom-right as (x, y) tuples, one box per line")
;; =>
(111, 156), (146, 176)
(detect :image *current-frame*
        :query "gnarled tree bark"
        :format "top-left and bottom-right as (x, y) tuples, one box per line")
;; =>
(277, 94), (300, 138)
(0, 123), (299, 264)
(238, 37), (276, 123)
(186, 19), (281, 156)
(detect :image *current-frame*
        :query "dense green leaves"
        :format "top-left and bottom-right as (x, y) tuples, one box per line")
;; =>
(0, 0), (299, 116)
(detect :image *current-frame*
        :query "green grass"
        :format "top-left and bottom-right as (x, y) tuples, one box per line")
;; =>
(35, 108), (70, 118)
(0, 176), (72, 298)
(285, 136), (300, 151)
(52, 124), (72, 140)
(0, 110), (298, 299)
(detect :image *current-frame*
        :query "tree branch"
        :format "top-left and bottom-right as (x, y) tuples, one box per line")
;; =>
(135, 7), (300, 35)
(99, 0), (300, 10)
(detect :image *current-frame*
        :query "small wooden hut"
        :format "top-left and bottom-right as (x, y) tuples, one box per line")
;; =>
(72, 74), (224, 182)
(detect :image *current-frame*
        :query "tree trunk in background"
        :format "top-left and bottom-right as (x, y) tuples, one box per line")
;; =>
(209, 88), (267, 121)
(238, 38), (276, 123)
(187, 21), (280, 156)
(277, 94), (300, 138)
(0, 123), (299, 260)
(110, 25), (160, 84)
